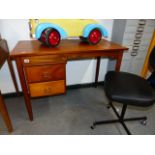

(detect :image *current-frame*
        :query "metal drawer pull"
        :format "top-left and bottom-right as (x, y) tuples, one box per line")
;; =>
(132, 46), (139, 50)
(135, 33), (143, 39)
(131, 51), (138, 56)
(133, 40), (141, 44)
(42, 72), (52, 79)
(24, 58), (30, 63)
(138, 20), (147, 25)
(44, 87), (52, 94)
(132, 49), (138, 52)
(137, 27), (144, 32)
(42, 75), (52, 78)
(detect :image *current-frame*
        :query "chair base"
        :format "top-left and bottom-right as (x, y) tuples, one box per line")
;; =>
(91, 102), (147, 135)
(91, 116), (147, 135)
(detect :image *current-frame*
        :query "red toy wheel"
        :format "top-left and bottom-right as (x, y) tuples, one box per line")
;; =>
(39, 29), (47, 43)
(88, 29), (102, 45)
(46, 28), (60, 47)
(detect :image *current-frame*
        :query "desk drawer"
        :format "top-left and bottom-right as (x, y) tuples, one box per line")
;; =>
(25, 64), (65, 83)
(29, 80), (65, 97)
(22, 55), (67, 66)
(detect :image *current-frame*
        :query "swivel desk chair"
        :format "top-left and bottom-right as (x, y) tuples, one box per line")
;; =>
(91, 46), (155, 135)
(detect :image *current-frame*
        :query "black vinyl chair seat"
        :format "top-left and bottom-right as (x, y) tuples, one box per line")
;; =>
(104, 71), (155, 107)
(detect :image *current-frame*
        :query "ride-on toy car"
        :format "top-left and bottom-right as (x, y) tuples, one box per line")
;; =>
(29, 19), (108, 47)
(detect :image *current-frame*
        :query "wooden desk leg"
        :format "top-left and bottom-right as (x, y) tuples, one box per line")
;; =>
(0, 91), (13, 133)
(2, 39), (20, 96)
(115, 52), (123, 72)
(7, 58), (20, 96)
(15, 58), (33, 121)
(95, 57), (101, 87)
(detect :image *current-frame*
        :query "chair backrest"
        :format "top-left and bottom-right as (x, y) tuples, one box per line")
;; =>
(0, 47), (9, 69)
(149, 46), (155, 70)
(0, 35), (9, 69)
(0, 34), (19, 95)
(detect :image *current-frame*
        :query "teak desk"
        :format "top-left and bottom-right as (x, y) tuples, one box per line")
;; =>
(10, 39), (128, 121)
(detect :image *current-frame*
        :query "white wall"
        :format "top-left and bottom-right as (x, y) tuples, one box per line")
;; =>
(0, 19), (114, 93)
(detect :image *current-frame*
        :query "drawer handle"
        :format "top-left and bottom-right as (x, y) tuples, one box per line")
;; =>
(44, 87), (52, 94)
(24, 58), (30, 63)
(41, 72), (52, 79)
(42, 75), (52, 78)
(138, 20), (146, 25)
(133, 40), (141, 44)
(137, 26), (144, 32)
(131, 51), (138, 56)
(132, 46), (139, 50)
(135, 33), (143, 39)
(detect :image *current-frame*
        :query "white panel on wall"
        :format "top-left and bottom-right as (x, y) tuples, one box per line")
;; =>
(0, 19), (30, 93)
(66, 59), (96, 85)
(0, 19), (113, 93)
(0, 19), (30, 50)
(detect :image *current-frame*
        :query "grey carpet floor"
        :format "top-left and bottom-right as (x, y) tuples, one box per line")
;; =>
(0, 86), (155, 135)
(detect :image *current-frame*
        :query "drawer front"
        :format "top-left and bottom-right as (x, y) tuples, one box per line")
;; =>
(25, 64), (65, 83)
(29, 80), (65, 97)
(22, 55), (67, 66)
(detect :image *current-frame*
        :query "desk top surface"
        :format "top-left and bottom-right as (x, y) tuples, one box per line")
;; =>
(10, 39), (128, 58)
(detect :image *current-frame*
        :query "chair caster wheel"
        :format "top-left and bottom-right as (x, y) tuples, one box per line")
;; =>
(141, 120), (147, 126)
(91, 125), (95, 129)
